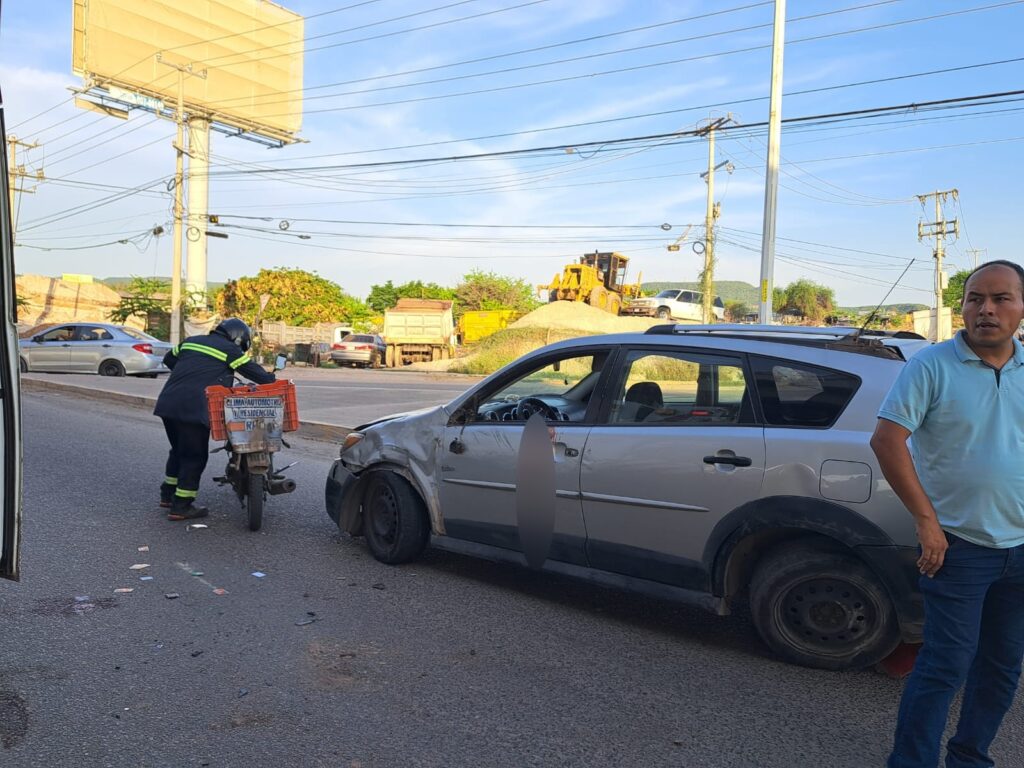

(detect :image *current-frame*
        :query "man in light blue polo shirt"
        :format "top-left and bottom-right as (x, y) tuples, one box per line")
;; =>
(871, 260), (1024, 768)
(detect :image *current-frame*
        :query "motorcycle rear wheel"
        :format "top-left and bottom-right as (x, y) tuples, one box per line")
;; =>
(247, 471), (264, 532)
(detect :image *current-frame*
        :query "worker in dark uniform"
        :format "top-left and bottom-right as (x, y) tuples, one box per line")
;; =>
(154, 318), (275, 521)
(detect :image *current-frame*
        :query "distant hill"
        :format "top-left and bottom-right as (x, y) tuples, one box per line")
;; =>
(100, 277), (227, 293)
(840, 303), (929, 315)
(642, 281), (760, 305)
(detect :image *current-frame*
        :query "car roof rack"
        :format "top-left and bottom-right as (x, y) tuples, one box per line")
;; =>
(642, 323), (928, 359)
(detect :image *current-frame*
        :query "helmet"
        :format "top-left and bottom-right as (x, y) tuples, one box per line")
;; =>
(213, 318), (252, 353)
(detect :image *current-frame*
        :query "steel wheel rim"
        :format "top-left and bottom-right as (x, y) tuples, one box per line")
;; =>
(369, 484), (398, 544)
(776, 576), (879, 656)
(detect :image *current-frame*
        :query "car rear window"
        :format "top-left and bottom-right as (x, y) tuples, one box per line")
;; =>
(751, 357), (860, 428)
(120, 327), (160, 341)
(343, 335), (374, 343)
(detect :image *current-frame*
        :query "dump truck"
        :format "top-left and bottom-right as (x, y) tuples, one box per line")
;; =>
(542, 251), (643, 315)
(382, 298), (456, 367)
(456, 309), (519, 344)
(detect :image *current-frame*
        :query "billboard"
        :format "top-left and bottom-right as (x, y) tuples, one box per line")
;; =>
(72, 0), (303, 143)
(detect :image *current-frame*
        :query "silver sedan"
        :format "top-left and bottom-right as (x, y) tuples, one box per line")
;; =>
(19, 322), (172, 377)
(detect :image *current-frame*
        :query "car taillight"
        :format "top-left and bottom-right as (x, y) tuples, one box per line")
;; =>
(355, 345), (373, 350)
(331, 343), (343, 350)
(132, 343), (153, 355)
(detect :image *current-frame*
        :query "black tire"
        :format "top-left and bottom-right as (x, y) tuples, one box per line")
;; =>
(362, 472), (430, 564)
(19, 358), (27, 373)
(246, 471), (264, 532)
(749, 541), (900, 670)
(655, 307), (671, 319)
(99, 359), (126, 377)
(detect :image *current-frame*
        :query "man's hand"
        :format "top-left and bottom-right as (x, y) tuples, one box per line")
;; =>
(916, 518), (948, 577)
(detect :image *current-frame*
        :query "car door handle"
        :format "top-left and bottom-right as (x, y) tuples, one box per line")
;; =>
(102, 344), (112, 347)
(61, 343), (71, 347)
(703, 455), (752, 467)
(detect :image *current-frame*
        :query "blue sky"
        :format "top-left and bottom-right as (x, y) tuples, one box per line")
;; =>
(2, 0), (1023, 307)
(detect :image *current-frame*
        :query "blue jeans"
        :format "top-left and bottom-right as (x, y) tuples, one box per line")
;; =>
(888, 534), (1024, 767)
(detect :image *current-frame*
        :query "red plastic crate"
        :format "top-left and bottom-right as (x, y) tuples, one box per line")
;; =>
(206, 380), (299, 441)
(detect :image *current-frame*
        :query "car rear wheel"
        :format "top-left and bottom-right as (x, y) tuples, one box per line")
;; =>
(98, 360), (126, 377)
(362, 472), (430, 564)
(749, 541), (900, 670)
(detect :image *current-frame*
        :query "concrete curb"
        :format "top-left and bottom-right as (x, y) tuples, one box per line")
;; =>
(20, 376), (353, 443)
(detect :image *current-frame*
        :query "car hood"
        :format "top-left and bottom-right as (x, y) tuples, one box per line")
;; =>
(343, 404), (449, 474)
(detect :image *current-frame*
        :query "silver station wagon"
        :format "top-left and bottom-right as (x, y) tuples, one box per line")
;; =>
(325, 324), (930, 670)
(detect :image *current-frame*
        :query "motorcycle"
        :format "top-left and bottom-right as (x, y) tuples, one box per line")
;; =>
(207, 354), (299, 531)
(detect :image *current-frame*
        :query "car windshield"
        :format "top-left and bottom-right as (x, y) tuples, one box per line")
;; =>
(654, 290), (679, 299)
(119, 327), (160, 342)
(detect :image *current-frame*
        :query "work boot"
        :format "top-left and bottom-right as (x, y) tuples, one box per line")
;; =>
(159, 482), (176, 509)
(167, 498), (209, 521)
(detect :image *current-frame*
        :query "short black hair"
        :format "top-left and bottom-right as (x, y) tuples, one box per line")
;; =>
(963, 259), (1024, 297)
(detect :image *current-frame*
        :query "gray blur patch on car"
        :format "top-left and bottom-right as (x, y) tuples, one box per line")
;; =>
(515, 413), (556, 569)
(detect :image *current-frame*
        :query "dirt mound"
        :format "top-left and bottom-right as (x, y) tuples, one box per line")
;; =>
(16, 274), (143, 330)
(510, 301), (661, 334)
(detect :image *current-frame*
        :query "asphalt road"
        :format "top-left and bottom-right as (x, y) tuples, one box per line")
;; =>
(3, 391), (1023, 767)
(21, 366), (483, 428)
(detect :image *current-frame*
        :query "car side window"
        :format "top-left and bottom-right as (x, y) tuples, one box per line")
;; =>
(470, 351), (609, 423)
(750, 356), (860, 428)
(75, 327), (113, 341)
(40, 326), (75, 342)
(607, 349), (751, 426)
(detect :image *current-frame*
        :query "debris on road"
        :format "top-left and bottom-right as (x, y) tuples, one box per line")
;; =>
(213, 588), (228, 596)
(251, 571), (266, 578)
(191, 571), (204, 577)
(114, 588), (134, 594)
(164, 593), (180, 600)
(191, 650), (203, 658)
(238, 688), (249, 698)
(295, 617), (319, 626)
(187, 524), (208, 531)
(140, 576), (154, 581)
(129, 564), (150, 571)
(372, 583), (386, 590)
(137, 546), (149, 552)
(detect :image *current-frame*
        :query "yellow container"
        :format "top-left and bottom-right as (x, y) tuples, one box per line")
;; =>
(458, 310), (518, 344)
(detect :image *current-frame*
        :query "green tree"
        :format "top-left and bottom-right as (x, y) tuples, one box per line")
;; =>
(366, 279), (455, 312)
(454, 270), (539, 317)
(777, 279), (835, 323)
(943, 269), (971, 313)
(109, 277), (170, 321)
(724, 300), (751, 322)
(215, 268), (369, 326)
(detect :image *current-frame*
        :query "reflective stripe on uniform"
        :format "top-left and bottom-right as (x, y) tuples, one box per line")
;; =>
(229, 354), (251, 370)
(164, 476), (178, 486)
(179, 342), (228, 362)
(174, 488), (198, 499)
(171, 345), (180, 355)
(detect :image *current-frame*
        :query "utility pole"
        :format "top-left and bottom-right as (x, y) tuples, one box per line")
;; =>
(965, 248), (987, 269)
(6, 135), (44, 242)
(758, 0), (786, 325)
(916, 189), (959, 341)
(157, 55), (206, 346)
(698, 116), (734, 324)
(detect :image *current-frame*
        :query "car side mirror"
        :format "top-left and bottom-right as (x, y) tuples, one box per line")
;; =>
(274, 354), (288, 371)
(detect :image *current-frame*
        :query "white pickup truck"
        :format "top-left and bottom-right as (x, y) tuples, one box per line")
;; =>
(620, 289), (726, 321)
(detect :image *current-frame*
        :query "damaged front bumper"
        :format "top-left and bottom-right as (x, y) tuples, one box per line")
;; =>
(325, 459), (360, 529)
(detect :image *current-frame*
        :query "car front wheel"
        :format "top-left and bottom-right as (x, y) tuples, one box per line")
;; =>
(655, 307), (671, 319)
(362, 472), (430, 564)
(749, 541), (900, 670)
